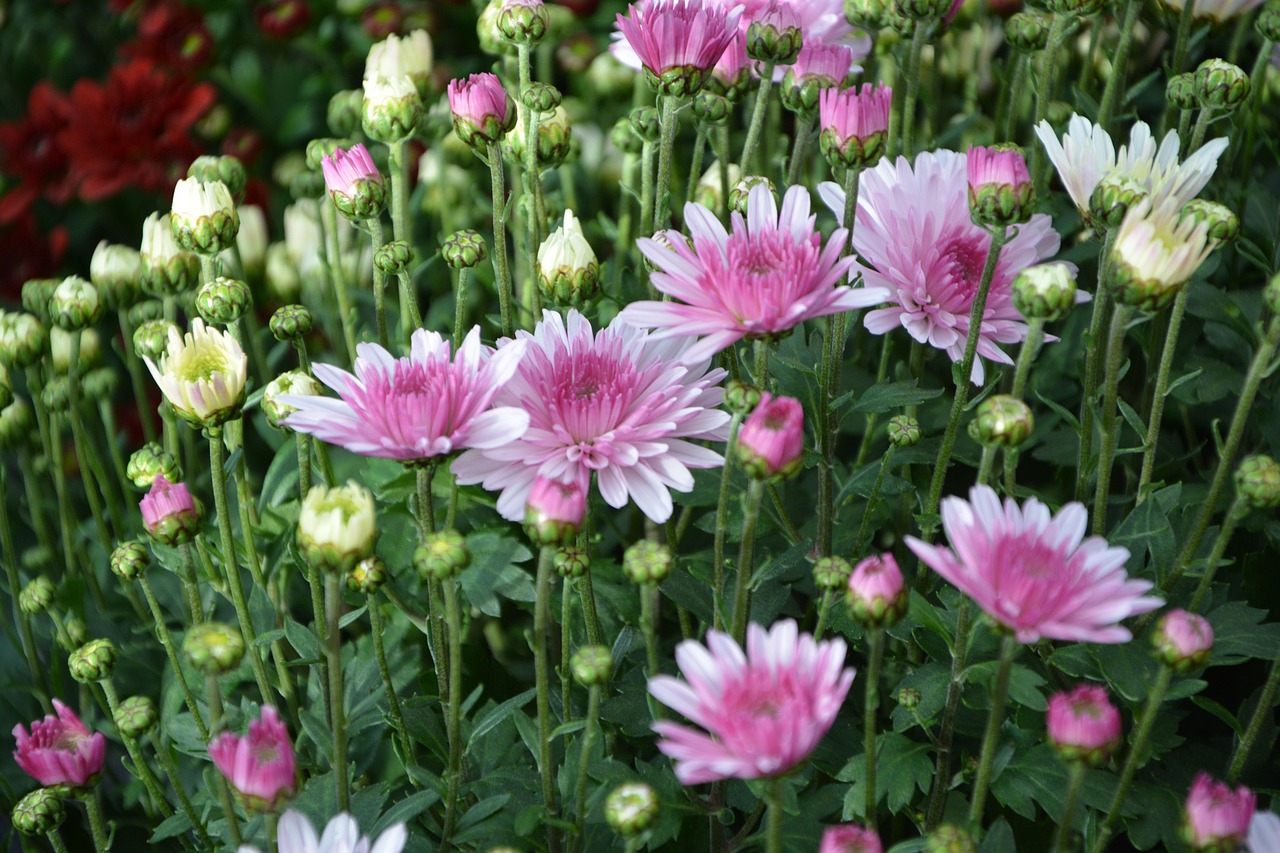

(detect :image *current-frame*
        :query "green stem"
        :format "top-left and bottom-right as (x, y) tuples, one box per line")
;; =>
(654, 94), (681, 228)
(369, 593), (415, 772)
(854, 446), (897, 557)
(440, 580), (465, 850)
(47, 831), (71, 853)
(900, 25), (932, 156)
(638, 140), (656, 277)
(65, 333), (114, 553)
(534, 547), (560, 852)
(326, 571), (350, 811)
(1170, 0), (1199, 77)
(1010, 318), (1045, 401)
(137, 574), (208, 740)
(999, 54), (1029, 142)
(925, 599), (972, 830)
(321, 202), (358, 365)
(765, 777), (785, 853)
(740, 63), (778, 171)
(1051, 762), (1087, 853)
(1091, 666), (1174, 853)
(454, 268), (470, 351)
(784, 113), (815, 188)
(687, 126), (708, 205)
(81, 793), (110, 853)
(712, 412), (744, 631)
(519, 43), (545, 326)
(731, 479), (767, 645)
(388, 139), (418, 342)
(1137, 287), (1190, 502)
(641, 582), (661, 716)
(1077, 235), (1116, 502)
(487, 141), (515, 338)
(370, 216), (388, 350)
(1186, 107), (1214, 157)
(1092, 304), (1133, 536)
(855, 337), (895, 467)
(1031, 15), (1073, 193)
(1227, 653), (1280, 783)
(574, 685), (602, 844)
(577, 572), (604, 649)
(101, 681), (171, 818)
(1097, 0), (1142, 128)
(863, 629), (885, 823)
(0, 465), (49, 706)
(1188, 495), (1247, 611)
(968, 633), (1019, 828)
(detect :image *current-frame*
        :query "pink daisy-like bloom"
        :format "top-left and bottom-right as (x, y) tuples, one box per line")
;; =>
(736, 392), (804, 479)
(967, 144), (1032, 194)
(209, 705), (296, 809)
(452, 310), (729, 524)
(819, 150), (1065, 384)
(445, 72), (512, 134)
(786, 41), (853, 85)
(1045, 684), (1121, 764)
(648, 619), (855, 785)
(820, 824), (883, 853)
(619, 184), (888, 363)
(320, 144), (381, 197)
(280, 326), (529, 463)
(139, 474), (200, 539)
(1183, 773), (1256, 852)
(819, 83), (891, 148)
(615, 0), (741, 78)
(905, 485), (1162, 643)
(12, 699), (107, 788)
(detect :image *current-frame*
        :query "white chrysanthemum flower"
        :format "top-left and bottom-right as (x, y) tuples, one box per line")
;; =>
(1111, 197), (1216, 311)
(297, 483), (378, 573)
(140, 212), (184, 265)
(238, 809), (407, 853)
(364, 29), (433, 88)
(144, 318), (248, 427)
(172, 177), (235, 222)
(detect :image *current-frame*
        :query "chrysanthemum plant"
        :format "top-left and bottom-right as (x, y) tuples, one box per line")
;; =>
(3, 0), (1280, 850)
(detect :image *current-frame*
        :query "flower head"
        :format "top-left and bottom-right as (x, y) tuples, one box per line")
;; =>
(452, 310), (729, 524)
(846, 553), (907, 627)
(525, 475), (588, 545)
(620, 184), (885, 363)
(209, 705), (296, 810)
(280, 326), (529, 463)
(821, 824), (883, 853)
(906, 485), (1162, 643)
(819, 82), (892, 170)
(820, 150), (1065, 384)
(1154, 608), (1215, 672)
(615, 0), (742, 96)
(1182, 773), (1255, 852)
(364, 29), (433, 96)
(321, 144), (386, 221)
(362, 75), (422, 144)
(648, 619), (855, 784)
(1110, 197), (1215, 311)
(140, 474), (201, 544)
(1046, 684), (1121, 766)
(171, 177), (239, 255)
(297, 482), (377, 574)
(12, 699), (106, 788)
(967, 145), (1034, 226)
(145, 317), (247, 427)
(736, 392), (804, 480)
(446, 72), (515, 149)
(237, 809), (407, 853)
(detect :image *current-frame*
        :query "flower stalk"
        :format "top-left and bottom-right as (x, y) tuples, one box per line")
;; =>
(740, 62), (778, 171)
(730, 478), (767, 644)
(968, 633), (1019, 827)
(1051, 762), (1087, 853)
(1092, 304), (1134, 535)
(487, 140), (515, 338)
(326, 569), (350, 811)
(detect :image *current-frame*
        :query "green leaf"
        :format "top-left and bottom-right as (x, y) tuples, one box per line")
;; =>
(845, 380), (944, 414)
(838, 732), (932, 814)
(1206, 601), (1280, 665)
(979, 819), (1015, 852)
(284, 619), (323, 661)
(149, 811), (193, 843)
(371, 789), (440, 836)
(466, 688), (536, 750)
(1190, 695), (1243, 737)
(460, 530), (535, 617)
(1035, 390), (1081, 433)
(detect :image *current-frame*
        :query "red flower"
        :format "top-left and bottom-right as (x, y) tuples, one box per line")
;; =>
(255, 0), (312, 39)
(122, 1), (214, 71)
(57, 58), (216, 202)
(0, 81), (73, 224)
(362, 1), (404, 39)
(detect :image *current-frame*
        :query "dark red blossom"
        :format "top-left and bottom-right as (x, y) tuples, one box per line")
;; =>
(57, 58), (216, 202)
(361, 2), (403, 39)
(255, 0), (311, 39)
(0, 82), (73, 224)
(121, 1), (214, 71)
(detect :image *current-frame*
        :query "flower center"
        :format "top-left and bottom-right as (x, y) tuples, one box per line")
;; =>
(941, 237), (986, 302)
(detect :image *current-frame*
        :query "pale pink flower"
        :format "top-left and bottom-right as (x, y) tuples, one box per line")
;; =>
(620, 184), (887, 363)
(1045, 684), (1121, 764)
(905, 485), (1162, 643)
(12, 699), (106, 788)
(736, 393), (804, 479)
(785, 41), (853, 85)
(524, 474), (588, 544)
(712, 30), (751, 91)
(846, 553), (906, 625)
(280, 327), (529, 463)
(819, 83), (891, 147)
(209, 705), (296, 809)
(649, 619), (854, 784)
(820, 824), (883, 853)
(320, 144), (381, 197)
(615, 0), (742, 78)
(967, 145), (1032, 193)
(819, 150), (1065, 384)
(139, 474), (200, 539)
(1247, 811), (1280, 853)
(237, 809), (408, 853)
(1183, 773), (1255, 852)
(446, 72), (512, 133)
(1154, 608), (1215, 671)
(452, 310), (729, 524)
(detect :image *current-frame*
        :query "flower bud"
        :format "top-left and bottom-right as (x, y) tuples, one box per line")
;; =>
(1111, 199), (1214, 312)
(184, 622), (246, 675)
(781, 43), (852, 115)
(22, 278), (57, 323)
(554, 545), (591, 579)
(128, 442), (182, 490)
(968, 394), (1034, 449)
(447, 73), (516, 151)
(1179, 199), (1239, 244)
(1046, 684), (1121, 766)
(729, 175), (776, 216)
(196, 277), (252, 325)
(363, 75), (424, 144)
(629, 106), (662, 145)
(737, 392), (804, 480)
(820, 824), (882, 852)
(348, 555), (388, 594)
(64, 617), (87, 651)
(49, 276), (102, 332)
(537, 210), (599, 306)
(611, 117), (645, 155)
(1011, 262), (1078, 321)
(289, 169), (326, 200)
(114, 695), (159, 739)
(90, 241), (143, 309)
(968, 144), (1034, 228)
(128, 299), (163, 326)
(189, 155), (247, 200)
(83, 367), (119, 401)
(693, 91), (731, 127)
(477, 0), (515, 56)
(525, 476), (587, 545)
(1153, 608), (1214, 672)
(506, 103), (573, 169)
(605, 782), (659, 837)
(322, 144), (388, 221)
(375, 240), (415, 275)
(498, 0), (549, 45)
(886, 414), (921, 448)
(1166, 72), (1199, 111)
(140, 213), (200, 297)
(69, 638), (119, 683)
(328, 89), (364, 137)
(1235, 455), (1280, 509)
(414, 528), (472, 580)
(522, 82), (563, 116)
(623, 540), (674, 585)
(845, 0), (891, 30)
(1258, 0), (1280, 40)
(0, 311), (48, 368)
(724, 379), (763, 415)
(299, 482), (377, 574)
(0, 398), (34, 448)
(897, 687), (921, 710)
(111, 541), (150, 581)
(19, 577), (55, 615)
(41, 376), (71, 412)
(442, 231), (487, 270)
(21, 546), (55, 575)
(813, 555), (854, 592)
(1181, 773), (1255, 853)
(571, 644), (613, 686)
(140, 475), (203, 545)
(50, 326), (100, 374)
(819, 83), (892, 171)
(1005, 12), (1050, 51)
(1089, 174), (1148, 231)
(270, 304), (313, 341)
(263, 369), (322, 431)
(1193, 58), (1250, 111)
(846, 553), (908, 627)
(898, 0), (952, 20)
(171, 178), (239, 255)
(364, 29), (434, 100)
(925, 824), (978, 853)
(746, 2), (804, 65)
(13, 787), (67, 836)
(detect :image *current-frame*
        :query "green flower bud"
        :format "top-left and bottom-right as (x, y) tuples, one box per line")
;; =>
(1005, 12), (1050, 51)
(571, 645), (613, 686)
(191, 155), (247, 200)
(19, 577), (55, 615)
(730, 176), (776, 216)
(64, 617), (88, 651)
(846, 0), (891, 30)
(414, 529), (472, 580)
(289, 169), (326, 200)
(298, 483), (378, 574)
(133, 318), (179, 362)
(780, 67), (838, 116)
(926, 824), (978, 853)
(967, 395), (1035, 449)
(69, 638), (119, 683)
(263, 369), (322, 431)
(898, 686), (922, 710)
(724, 380), (763, 415)
(363, 76), (424, 144)
(506, 103), (573, 169)
(128, 299), (163, 326)
(897, 0), (952, 20)
(0, 398), (34, 448)
(0, 311), (48, 368)
(1235, 454), (1280, 509)
(90, 241), (143, 309)
(184, 622), (246, 675)
(1012, 263), (1078, 321)
(264, 244), (300, 301)
(887, 414), (922, 448)
(50, 276), (103, 331)
(693, 91), (732, 127)
(114, 695), (159, 739)
(442, 231), (488, 270)
(605, 782), (660, 838)
(629, 106), (662, 145)
(21, 546), (55, 575)
(196, 276), (252, 325)
(12, 788), (66, 837)
(478, 0), (516, 57)
(554, 545), (590, 579)
(498, 0), (550, 45)
(305, 138), (353, 173)
(348, 555), (388, 595)
(376, 240), (417, 274)
(41, 376), (71, 412)
(128, 442), (182, 489)
(171, 178), (239, 255)
(83, 367), (119, 401)
(1179, 199), (1239, 244)
(1257, 0), (1280, 41)
(111, 541), (151, 581)
(1043, 0), (1106, 16)
(746, 13), (804, 64)
(521, 84), (562, 117)
(1193, 58), (1250, 111)
(22, 278), (58, 324)
(328, 89), (365, 138)
(623, 540), (673, 585)
(270, 304), (314, 341)
(1166, 72), (1199, 111)
(611, 117), (644, 156)
(1089, 174), (1147, 231)
(813, 555), (853, 592)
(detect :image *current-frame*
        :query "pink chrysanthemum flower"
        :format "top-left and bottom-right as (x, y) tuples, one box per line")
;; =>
(445, 72), (514, 146)
(619, 184), (888, 363)
(820, 824), (883, 853)
(648, 619), (855, 785)
(819, 83), (891, 148)
(321, 144), (380, 197)
(786, 41), (853, 85)
(12, 699), (107, 788)
(1183, 773), (1256, 852)
(819, 150), (1065, 384)
(967, 145), (1032, 194)
(452, 310), (729, 524)
(712, 30), (751, 93)
(139, 474), (201, 544)
(280, 326), (529, 463)
(615, 0), (741, 91)
(1046, 684), (1122, 765)
(736, 392), (804, 480)
(905, 485), (1162, 643)
(209, 705), (296, 809)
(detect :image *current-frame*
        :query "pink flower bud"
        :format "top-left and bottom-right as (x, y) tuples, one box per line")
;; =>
(820, 823), (882, 853)
(12, 699), (106, 789)
(967, 144), (1034, 226)
(321, 144), (386, 220)
(1154, 608), (1214, 672)
(1046, 684), (1121, 766)
(845, 553), (907, 627)
(524, 475), (587, 546)
(1182, 772), (1255, 852)
(819, 83), (892, 170)
(446, 72), (516, 149)
(208, 705), (297, 810)
(736, 393), (804, 480)
(139, 474), (202, 545)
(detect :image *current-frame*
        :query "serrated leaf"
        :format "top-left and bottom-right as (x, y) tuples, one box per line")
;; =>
(846, 380), (944, 414)
(466, 688), (536, 750)
(371, 789), (441, 836)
